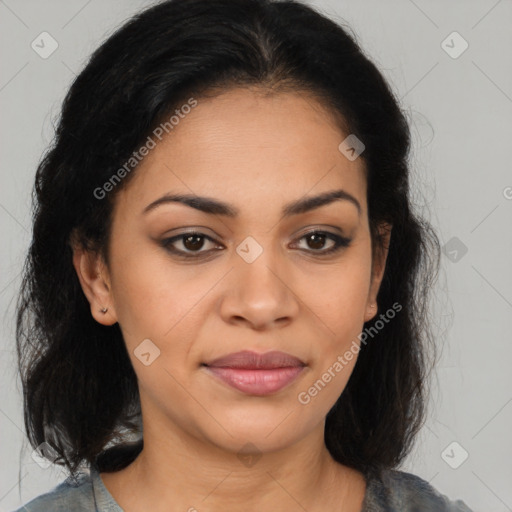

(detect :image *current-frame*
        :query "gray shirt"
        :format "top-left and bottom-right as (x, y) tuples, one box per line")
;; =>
(14, 465), (474, 511)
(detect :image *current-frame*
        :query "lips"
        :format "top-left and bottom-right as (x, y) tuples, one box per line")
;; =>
(203, 350), (306, 369)
(202, 350), (307, 395)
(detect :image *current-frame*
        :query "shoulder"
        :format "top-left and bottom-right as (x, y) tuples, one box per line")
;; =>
(364, 468), (474, 512)
(12, 471), (95, 512)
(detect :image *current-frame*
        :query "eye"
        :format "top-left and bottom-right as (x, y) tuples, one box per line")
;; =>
(292, 230), (352, 256)
(161, 231), (222, 258)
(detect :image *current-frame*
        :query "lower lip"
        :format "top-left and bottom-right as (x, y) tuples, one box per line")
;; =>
(204, 366), (305, 395)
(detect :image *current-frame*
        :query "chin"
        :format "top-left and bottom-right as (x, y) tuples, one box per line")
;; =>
(196, 409), (308, 453)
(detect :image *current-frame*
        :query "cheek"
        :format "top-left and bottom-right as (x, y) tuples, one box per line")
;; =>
(109, 245), (217, 355)
(303, 247), (372, 379)
(309, 255), (372, 334)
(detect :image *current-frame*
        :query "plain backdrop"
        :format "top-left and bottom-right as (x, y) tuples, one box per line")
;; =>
(1, 1), (511, 511)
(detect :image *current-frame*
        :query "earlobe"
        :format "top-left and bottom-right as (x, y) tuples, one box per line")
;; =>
(71, 244), (118, 326)
(364, 302), (378, 323)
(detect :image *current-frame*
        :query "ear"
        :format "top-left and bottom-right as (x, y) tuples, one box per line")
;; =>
(70, 237), (118, 326)
(364, 222), (392, 323)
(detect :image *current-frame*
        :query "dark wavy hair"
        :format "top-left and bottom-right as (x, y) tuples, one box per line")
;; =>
(16, 0), (441, 479)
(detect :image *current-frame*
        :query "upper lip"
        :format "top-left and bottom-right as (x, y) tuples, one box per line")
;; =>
(203, 350), (306, 369)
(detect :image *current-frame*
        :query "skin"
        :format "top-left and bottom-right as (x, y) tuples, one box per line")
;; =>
(72, 87), (391, 512)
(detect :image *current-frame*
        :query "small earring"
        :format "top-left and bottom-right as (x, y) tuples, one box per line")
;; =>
(100, 307), (108, 314)
(370, 304), (376, 308)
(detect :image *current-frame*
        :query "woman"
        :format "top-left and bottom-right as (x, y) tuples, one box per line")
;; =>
(14, 0), (473, 510)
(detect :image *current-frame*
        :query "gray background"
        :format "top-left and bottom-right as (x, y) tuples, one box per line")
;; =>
(1, 0), (511, 510)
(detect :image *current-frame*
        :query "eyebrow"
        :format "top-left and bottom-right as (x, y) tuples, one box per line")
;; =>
(142, 188), (361, 218)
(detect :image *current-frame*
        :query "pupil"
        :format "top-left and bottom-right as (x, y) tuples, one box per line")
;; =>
(308, 233), (325, 250)
(184, 234), (204, 251)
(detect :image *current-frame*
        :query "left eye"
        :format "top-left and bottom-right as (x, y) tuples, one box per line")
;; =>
(292, 230), (351, 254)
(161, 230), (351, 258)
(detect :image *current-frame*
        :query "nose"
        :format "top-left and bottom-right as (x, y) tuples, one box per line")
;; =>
(219, 245), (300, 331)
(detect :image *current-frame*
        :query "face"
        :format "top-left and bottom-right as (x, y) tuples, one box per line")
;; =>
(73, 87), (390, 456)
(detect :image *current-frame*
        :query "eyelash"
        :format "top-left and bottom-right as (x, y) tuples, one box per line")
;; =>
(161, 230), (352, 259)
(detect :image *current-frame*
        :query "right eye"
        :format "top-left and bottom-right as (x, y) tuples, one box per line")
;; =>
(161, 231), (224, 258)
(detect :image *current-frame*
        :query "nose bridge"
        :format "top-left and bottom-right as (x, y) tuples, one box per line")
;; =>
(236, 233), (288, 298)
(220, 233), (298, 327)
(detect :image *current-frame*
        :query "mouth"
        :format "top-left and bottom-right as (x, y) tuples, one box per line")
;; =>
(202, 350), (307, 395)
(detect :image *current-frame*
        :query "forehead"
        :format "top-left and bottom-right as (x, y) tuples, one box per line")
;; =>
(116, 87), (367, 215)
